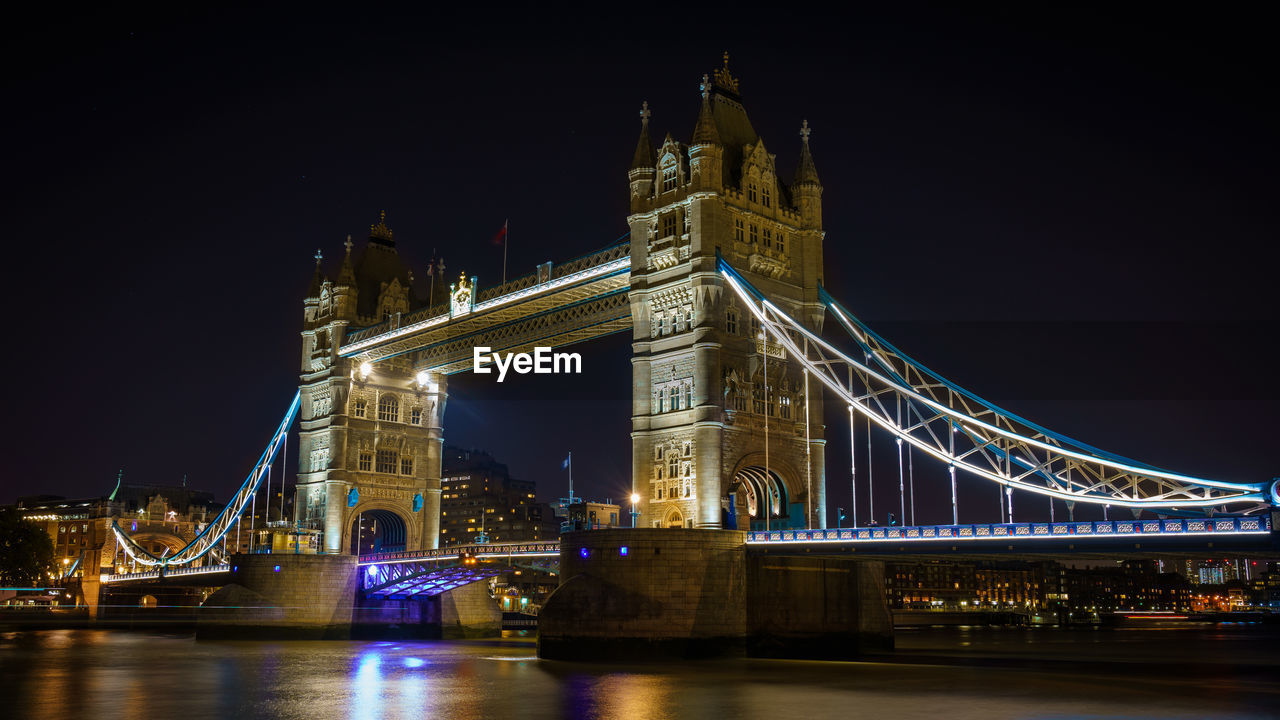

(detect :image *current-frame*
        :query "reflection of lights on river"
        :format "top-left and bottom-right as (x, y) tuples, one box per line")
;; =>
(351, 651), (382, 720)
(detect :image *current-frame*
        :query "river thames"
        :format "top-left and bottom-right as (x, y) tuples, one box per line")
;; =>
(2, 626), (1276, 719)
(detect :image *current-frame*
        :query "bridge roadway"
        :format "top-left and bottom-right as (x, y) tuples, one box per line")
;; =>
(98, 515), (1277, 588)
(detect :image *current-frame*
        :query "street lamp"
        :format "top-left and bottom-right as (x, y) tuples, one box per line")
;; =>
(629, 493), (640, 528)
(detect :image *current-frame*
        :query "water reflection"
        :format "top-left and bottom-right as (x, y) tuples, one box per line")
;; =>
(0, 628), (1276, 719)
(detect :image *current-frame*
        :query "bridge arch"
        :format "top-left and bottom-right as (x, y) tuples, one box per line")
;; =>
(128, 532), (188, 557)
(345, 501), (416, 555)
(728, 454), (800, 531)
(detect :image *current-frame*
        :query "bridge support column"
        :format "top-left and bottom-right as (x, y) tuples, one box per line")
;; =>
(696, 422), (722, 528)
(197, 554), (358, 639)
(539, 529), (893, 660)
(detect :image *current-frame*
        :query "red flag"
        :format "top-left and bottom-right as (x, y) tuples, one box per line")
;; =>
(492, 219), (508, 246)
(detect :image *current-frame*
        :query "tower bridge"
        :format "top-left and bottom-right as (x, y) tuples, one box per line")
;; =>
(84, 58), (1277, 656)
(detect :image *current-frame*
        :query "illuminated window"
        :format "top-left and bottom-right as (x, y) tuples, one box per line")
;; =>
(748, 223), (758, 243)
(353, 399), (367, 418)
(400, 457), (414, 475)
(376, 450), (397, 474)
(735, 218), (744, 242)
(410, 407), (422, 425)
(358, 452), (373, 472)
(668, 455), (678, 478)
(780, 395), (792, 419)
(661, 164), (678, 192)
(377, 395), (399, 422)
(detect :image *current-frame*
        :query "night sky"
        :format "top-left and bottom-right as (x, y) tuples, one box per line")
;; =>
(4, 6), (1275, 525)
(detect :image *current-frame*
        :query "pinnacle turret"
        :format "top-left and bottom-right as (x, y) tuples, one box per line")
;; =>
(630, 101), (654, 170)
(691, 74), (721, 146)
(337, 234), (356, 286)
(793, 119), (820, 187)
(308, 248), (326, 297)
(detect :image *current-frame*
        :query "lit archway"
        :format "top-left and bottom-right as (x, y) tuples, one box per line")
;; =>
(663, 505), (685, 528)
(728, 465), (790, 531)
(349, 509), (408, 554)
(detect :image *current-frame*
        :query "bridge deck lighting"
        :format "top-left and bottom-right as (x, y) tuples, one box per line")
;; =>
(359, 361), (372, 379)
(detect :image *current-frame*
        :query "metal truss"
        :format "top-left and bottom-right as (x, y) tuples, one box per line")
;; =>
(360, 542), (560, 599)
(718, 258), (1271, 514)
(339, 242), (631, 364)
(110, 393), (301, 567)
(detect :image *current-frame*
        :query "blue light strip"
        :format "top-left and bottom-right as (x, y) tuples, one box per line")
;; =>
(747, 515), (1272, 545)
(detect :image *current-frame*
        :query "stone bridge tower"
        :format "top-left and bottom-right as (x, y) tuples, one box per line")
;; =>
(297, 214), (445, 554)
(628, 58), (828, 531)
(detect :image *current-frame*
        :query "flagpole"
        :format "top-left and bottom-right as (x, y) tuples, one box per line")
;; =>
(568, 450), (573, 502)
(502, 219), (508, 285)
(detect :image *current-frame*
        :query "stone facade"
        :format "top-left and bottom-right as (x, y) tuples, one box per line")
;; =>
(298, 215), (445, 553)
(627, 59), (827, 531)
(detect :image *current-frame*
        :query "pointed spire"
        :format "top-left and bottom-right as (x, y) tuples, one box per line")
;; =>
(337, 234), (356, 285)
(308, 248), (325, 296)
(692, 74), (721, 146)
(793, 119), (820, 186)
(630, 101), (654, 170)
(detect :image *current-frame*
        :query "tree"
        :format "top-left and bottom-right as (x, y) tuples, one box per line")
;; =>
(0, 511), (55, 586)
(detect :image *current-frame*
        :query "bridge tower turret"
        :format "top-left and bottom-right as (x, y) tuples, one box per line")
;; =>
(296, 213), (444, 555)
(628, 56), (827, 531)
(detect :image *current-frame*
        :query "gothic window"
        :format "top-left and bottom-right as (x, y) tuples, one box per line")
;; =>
(669, 387), (680, 411)
(657, 390), (665, 413)
(655, 446), (664, 461)
(748, 181), (757, 203)
(657, 485), (664, 499)
(661, 164), (678, 192)
(726, 309), (737, 335)
(734, 394), (747, 411)
(777, 233), (785, 253)
(353, 399), (367, 418)
(763, 186), (772, 208)
(675, 311), (685, 333)
(662, 214), (677, 238)
(749, 223), (758, 244)
(658, 314), (667, 336)
(753, 386), (766, 415)
(410, 407), (422, 425)
(376, 450), (398, 474)
(750, 317), (761, 337)
(735, 219), (744, 242)
(400, 457), (414, 475)
(358, 452), (373, 472)
(683, 441), (692, 457)
(768, 393), (776, 417)
(780, 395), (792, 419)
(684, 384), (693, 409)
(377, 395), (399, 422)
(764, 228), (772, 247)
(668, 455), (679, 478)
(684, 308), (693, 328)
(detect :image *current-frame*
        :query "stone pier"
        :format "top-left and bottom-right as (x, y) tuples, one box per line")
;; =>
(537, 529), (892, 660)
(197, 554), (359, 639)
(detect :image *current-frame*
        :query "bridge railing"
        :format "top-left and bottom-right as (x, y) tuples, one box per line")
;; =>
(746, 516), (1272, 544)
(359, 540), (561, 565)
(100, 563), (231, 584)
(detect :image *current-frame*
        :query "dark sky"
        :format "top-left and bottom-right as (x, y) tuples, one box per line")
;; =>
(3, 6), (1276, 525)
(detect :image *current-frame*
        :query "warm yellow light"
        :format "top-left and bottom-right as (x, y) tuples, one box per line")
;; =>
(630, 493), (640, 504)
(360, 362), (372, 378)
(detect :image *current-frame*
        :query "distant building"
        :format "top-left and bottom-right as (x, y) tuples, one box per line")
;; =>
(439, 446), (559, 546)
(7, 481), (225, 578)
(559, 499), (622, 530)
